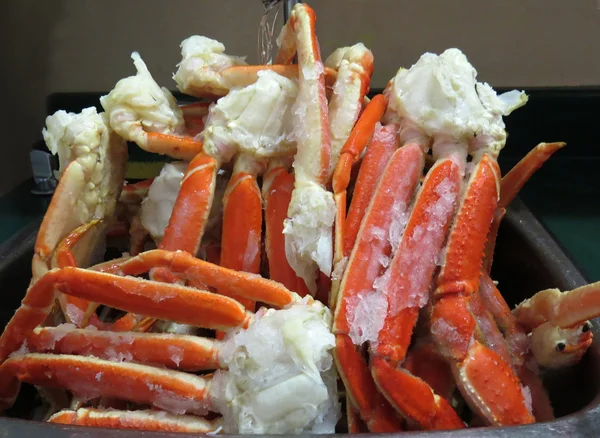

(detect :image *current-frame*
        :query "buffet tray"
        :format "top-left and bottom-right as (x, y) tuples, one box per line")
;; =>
(0, 198), (598, 437)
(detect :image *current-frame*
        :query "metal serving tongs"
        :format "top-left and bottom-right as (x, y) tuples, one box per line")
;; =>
(258, 0), (300, 65)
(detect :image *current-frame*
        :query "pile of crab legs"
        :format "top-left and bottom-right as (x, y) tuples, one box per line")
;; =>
(0, 3), (599, 434)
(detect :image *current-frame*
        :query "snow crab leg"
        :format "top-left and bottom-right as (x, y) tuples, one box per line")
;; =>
(330, 98), (392, 308)
(513, 281), (600, 369)
(33, 108), (127, 328)
(48, 408), (222, 433)
(368, 138), (467, 430)
(279, 3), (336, 296)
(483, 142), (565, 271)
(428, 152), (535, 426)
(333, 137), (426, 431)
(262, 158), (305, 293)
(173, 35), (337, 99)
(334, 48), (541, 430)
(219, 155), (266, 310)
(0, 248), (339, 434)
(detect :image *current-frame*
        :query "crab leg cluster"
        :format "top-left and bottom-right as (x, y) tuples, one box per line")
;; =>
(3, 3), (600, 435)
(329, 48), (584, 431)
(0, 244), (340, 433)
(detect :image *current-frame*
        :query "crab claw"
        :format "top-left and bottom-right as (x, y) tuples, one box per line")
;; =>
(513, 282), (600, 369)
(530, 321), (593, 369)
(279, 3), (336, 295)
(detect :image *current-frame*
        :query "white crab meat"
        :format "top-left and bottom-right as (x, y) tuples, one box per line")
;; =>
(202, 69), (298, 163)
(42, 107), (126, 230)
(140, 161), (188, 243)
(173, 36), (247, 97)
(384, 48), (528, 154)
(100, 52), (185, 147)
(283, 181), (336, 293)
(211, 298), (340, 434)
(43, 107), (107, 180)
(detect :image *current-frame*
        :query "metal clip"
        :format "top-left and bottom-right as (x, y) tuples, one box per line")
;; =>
(30, 148), (58, 195)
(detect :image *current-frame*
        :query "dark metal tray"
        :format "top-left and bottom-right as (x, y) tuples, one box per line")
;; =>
(0, 197), (599, 437)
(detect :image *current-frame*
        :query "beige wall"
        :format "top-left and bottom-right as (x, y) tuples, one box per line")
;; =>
(1, 0), (599, 194)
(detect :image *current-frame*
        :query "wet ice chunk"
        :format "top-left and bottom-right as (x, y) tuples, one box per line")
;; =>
(331, 256), (348, 281)
(346, 291), (388, 346)
(388, 199), (410, 253)
(521, 385), (533, 414)
(388, 176), (458, 314)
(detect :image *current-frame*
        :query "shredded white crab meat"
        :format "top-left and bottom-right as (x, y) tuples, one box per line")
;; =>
(202, 69), (298, 163)
(384, 48), (527, 155)
(283, 181), (336, 295)
(140, 161), (188, 243)
(211, 298), (340, 434)
(100, 52), (185, 147)
(173, 36), (247, 97)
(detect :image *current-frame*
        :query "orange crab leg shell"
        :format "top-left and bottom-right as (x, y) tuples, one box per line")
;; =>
(333, 144), (424, 431)
(404, 341), (456, 403)
(27, 326), (221, 371)
(144, 133), (203, 161)
(52, 221), (104, 329)
(278, 3), (331, 185)
(430, 155), (534, 426)
(343, 124), (398, 257)
(221, 64), (337, 89)
(435, 154), (500, 297)
(332, 94), (388, 194)
(49, 408), (222, 433)
(263, 165), (300, 293)
(0, 265), (247, 365)
(220, 168), (263, 310)
(108, 250), (295, 308)
(371, 153), (463, 363)
(0, 354), (210, 414)
(120, 179), (153, 205)
(335, 336), (404, 432)
(371, 357), (465, 430)
(368, 152), (465, 430)
(160, 153), (217, 256)
(332, 95), (388, 267)
(512, 281), (600, 330)
(499, 142), (565, 209)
